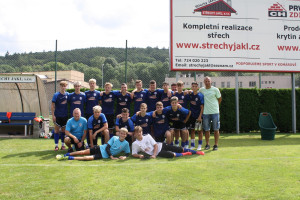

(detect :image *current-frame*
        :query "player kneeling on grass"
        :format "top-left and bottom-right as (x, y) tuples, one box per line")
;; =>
(132, 126), (204, 159)
(64, 108), (88, 153)
(57, 128), (130, 161)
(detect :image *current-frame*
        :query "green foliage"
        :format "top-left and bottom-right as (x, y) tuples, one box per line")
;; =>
(296, 89), (300, 131)
(239, 89), (260, 132)
(258, 89), (278, 125)
(276, 89), (292, 132)
(219, 89), (236, 133)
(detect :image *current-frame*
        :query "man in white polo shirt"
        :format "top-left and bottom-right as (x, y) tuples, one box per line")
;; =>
(200, 76), (222, 151)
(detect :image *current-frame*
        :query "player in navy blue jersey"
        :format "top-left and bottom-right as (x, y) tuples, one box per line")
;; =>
(187, 82), (204, 150)
(173, 81), (190, 109)
(87, 105), (109, 148)
(85, 79), (101, 148)
(100, 82), (118, 137)
(85, 79), (101, 119)
(150, 101), (173, 144)
(131, 80), (147, 113)
(115, 108), (134, 146)
(165, 96), (191, 149)
(68, 81), (86, 116)
(51, 81), (69, 151)
(159, 82), (172, 108)
(145, 80), (161, 112)
(130, 103), (153, 135)
(115, 83), (131, 116)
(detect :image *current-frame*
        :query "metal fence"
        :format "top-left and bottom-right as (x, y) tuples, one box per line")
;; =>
(0, 40), (298, 132)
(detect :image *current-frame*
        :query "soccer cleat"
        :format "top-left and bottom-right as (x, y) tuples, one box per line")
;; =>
(205, 144), (210, 150)
(184, 145), (189, 149)
(190, 146), (196, 149)
(175, 143), (179, 147)
(56, 154), (67, 161)
(197, 145), (202, 151)
(54, 146), (59, 151)
(213, 145), (218, 151)
(196, 151), (205, 155)
(61, 146), (66, 150)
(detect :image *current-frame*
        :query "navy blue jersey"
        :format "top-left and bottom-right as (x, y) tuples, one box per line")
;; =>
(189, 92), (204, 118)
(69, 92), (86, 115)
(101, 91), (118, 115)
(85, 90), (101, 115)
(150, 111), (170, 137)
(159, 89), (172, 108)
(131, 112), (152, 134)
(52, 92), (69, 117)
(145, 89), (161, 112)
(115, 118), (134, 132)
(133, 90), (147, 113)
(87, 113), (107, 132)
(116, 92), (132, 115)
(164, 106), (189, 122)
(173, 92), (190, 109)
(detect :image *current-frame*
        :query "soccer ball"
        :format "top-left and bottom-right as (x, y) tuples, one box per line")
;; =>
(56, 154), (62, 160)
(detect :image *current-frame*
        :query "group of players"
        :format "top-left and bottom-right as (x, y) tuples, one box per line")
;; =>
(53, 77), (221, 161)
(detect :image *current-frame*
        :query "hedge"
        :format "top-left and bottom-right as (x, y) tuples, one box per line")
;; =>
(67, 88), (299, 133)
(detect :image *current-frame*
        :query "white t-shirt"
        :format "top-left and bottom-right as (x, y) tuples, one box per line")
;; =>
(132, 134), (163, 156)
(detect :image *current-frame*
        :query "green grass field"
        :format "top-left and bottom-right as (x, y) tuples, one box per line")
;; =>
(1, 133), (300, 200)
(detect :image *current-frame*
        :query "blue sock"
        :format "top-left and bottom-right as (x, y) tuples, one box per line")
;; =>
(181, 141), (185, 147)
(198, 140), (203, 145)
(186, 140), (189, 146)
(54, 133), (59, 145)
(175, 153), (183, 157)
(184, 148), (197, 154)
(64, 153), (70, 157)
(191, 142), (195, 147)
(68, 156), (74, 160)
(175, 140), (179, 145)
(170, 142), (174, 146)
(60, 132), (65, 143)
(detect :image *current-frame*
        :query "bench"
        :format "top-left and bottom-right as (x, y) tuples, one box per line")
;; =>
(0, 112), (36, 136)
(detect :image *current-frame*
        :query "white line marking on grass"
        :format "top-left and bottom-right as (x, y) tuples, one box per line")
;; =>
(1, 156), (300, 167)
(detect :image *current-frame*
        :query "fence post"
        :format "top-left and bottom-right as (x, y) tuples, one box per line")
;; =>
(235, 72), (239, 134)
(54, 40), (58, 93)
(125, 40), (128, 83)
(292, 73), (296, 133)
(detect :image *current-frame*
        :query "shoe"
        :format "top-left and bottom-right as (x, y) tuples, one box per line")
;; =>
(197, 145), (202, 151)
(196, 151), (205, 155)
(190, 146), (196, 149)
(213, 145), (218, 151)
(56, 154), (68, 161)
(175, 143), (179, 147)
(54, 146), (59, 151)
(184, 145), (189, 149)
(205, 144), (210, 150)
(68, 148), (73, 153)
(61, 146), (66, 150)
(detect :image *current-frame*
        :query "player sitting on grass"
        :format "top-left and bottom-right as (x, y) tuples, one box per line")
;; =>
(132, 126), (204, 159)
(57, 128), (130, 161)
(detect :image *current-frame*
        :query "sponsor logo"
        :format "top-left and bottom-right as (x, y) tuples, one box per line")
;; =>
(194, 0), (237, 16)
(268, 3), (287, 17)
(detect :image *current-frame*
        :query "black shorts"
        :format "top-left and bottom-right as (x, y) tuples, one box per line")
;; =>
(85, 114), (93, 121)
(155, 134), (165, 143)
(69, 137), (85, 151)
(186, 116), (197, 129)
(90, 146), (103, 160)
(105, 114), (115, 129)
(157, 143), (184, 158)
(55, 117), (68, 127)
(170, 121), (186, 130)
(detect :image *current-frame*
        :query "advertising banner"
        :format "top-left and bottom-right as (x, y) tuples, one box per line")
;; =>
(170, 0), (300, 72)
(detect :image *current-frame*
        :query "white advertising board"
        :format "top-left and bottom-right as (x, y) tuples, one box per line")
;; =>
(0, 75), (36, 83)
(170, 0), (300, 72)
